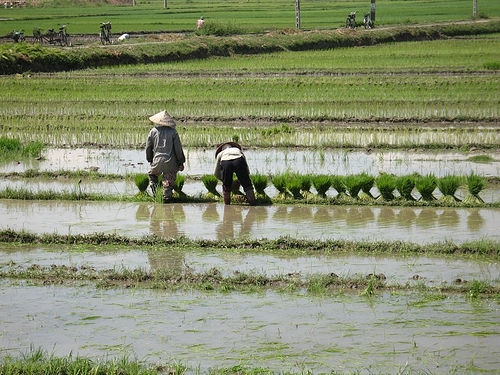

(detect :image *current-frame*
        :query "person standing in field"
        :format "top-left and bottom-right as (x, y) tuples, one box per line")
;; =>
(146, 110), (186, 203)
(197, 16), (205, 29)
(214, 141), (256, 206)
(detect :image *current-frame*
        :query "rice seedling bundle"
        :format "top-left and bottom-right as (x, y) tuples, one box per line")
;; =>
(134, 174), (150, 193)
(396, 175), (416, 201)
(358, 173), (375, 200)
(330, 175), (345, 197)
(312, 175), (331, 198)
(201, 174), (220, 197)
(251, 174), (269, 195)
(271, 174), (290, 200)
(415, 174), (437, 201)
(437, 175), (462, 203)
(375, 174), (397, 201)
(342, 175), (364, 199)
(286, 174), (303, 200)
(463, 173), (487, 204)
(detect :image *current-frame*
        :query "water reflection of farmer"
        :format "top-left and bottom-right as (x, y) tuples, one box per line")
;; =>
(146, 110), (186, 203)
(214, 142), (256, 206)
(216, 205), (260, 240)
(149, 203), (186, 239)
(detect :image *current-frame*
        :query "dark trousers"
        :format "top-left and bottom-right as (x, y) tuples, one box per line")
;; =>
(220, 157), (252, 192)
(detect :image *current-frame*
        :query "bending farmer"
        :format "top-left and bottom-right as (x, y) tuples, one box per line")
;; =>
(214, 141), (256, 206)
(146, 110), (186, 202)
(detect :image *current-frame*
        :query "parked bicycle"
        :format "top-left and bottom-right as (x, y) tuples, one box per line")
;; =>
(9, 29), (25, 43)
(363, 13), (374, 29)
(345, 11), (356, 29)
(33, 24), (70, 46)
(99, 22), (112, 44)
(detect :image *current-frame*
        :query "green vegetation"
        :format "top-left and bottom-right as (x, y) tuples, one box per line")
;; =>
(0, 349), (169, 375)
(1, 0), (499, 36)
(134, 173), (149, 193)
(0, 136), (44, 160)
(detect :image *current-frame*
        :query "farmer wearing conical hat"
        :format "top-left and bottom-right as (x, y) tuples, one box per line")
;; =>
(214, 141), (256, 206)
(146, 110), (186, 203)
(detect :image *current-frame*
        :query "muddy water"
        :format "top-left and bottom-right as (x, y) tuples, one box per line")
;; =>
(1, 245), (499, 287)
(0, 200), (499, 244)
(1, 148), (499, 177)
(1, 282), (499, 373)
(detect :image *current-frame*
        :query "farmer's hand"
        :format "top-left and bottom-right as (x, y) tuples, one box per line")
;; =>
(178, 164), (184, 171)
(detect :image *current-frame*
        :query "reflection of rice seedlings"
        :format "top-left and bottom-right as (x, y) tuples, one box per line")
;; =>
(312, 175), (331, 198)
(464, 173), (486, 204)
(201, 174), (220, 198)
(134, 174), (149, 193)
(343, 175), (363, 199)
(375, 173), (396, 201)
(437, 175), (462, 203)
(415, 174), (437, 201)
(396, 175), (416, 201)
(358, 173), (375, 200)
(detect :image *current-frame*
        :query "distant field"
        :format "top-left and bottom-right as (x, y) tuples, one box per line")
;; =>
(1, 0), (499, 36)
(1, 34), (498, 149)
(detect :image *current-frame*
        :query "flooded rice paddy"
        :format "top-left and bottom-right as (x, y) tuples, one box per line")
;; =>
(1, 147), (499, 178)
(1, 147), (499, 373)
(1, 282), (499, 374)
(0, 201), (499, 243)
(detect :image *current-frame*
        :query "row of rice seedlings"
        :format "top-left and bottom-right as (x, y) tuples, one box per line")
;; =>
(260, 173), (488, 203)
(180, 172), (489, 205)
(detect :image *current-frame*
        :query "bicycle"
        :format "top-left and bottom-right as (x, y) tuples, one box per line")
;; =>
(345, 11), (356, 29)
(100, 22), (112, 45)
(57, 24), (70, 46)
(10, 30), (25, 43)
(363, 13), (374, 29)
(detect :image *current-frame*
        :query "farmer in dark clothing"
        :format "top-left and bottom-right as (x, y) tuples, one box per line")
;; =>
(146, 110), (186, 203)
(214, 141), (256, 206)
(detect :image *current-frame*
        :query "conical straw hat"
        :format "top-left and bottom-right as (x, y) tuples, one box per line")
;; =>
(148, 110), (176, 127)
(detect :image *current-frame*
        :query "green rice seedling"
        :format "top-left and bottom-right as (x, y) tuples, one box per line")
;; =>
(271, 174), (291, 200)
(415, 174), (437, 201)
(358, 173), (375, 200)
(300, 174), (314, 198)
(201, 174), (220, 200)
(342, 175), (364, 199)
(396, 175), (416, 201)
(134, 173), (150, 193)
(173, 174), (187, 198)
(311, 174), (331, 198)
(286, 174), (303, 200)
(375, 173), (397, 201)
(437, 175), (463, 203)
(251, 174), (268, 195)
(251, 174), (272, 204)
(464, 173), (486, 204)
(330, 175), (346, 198)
